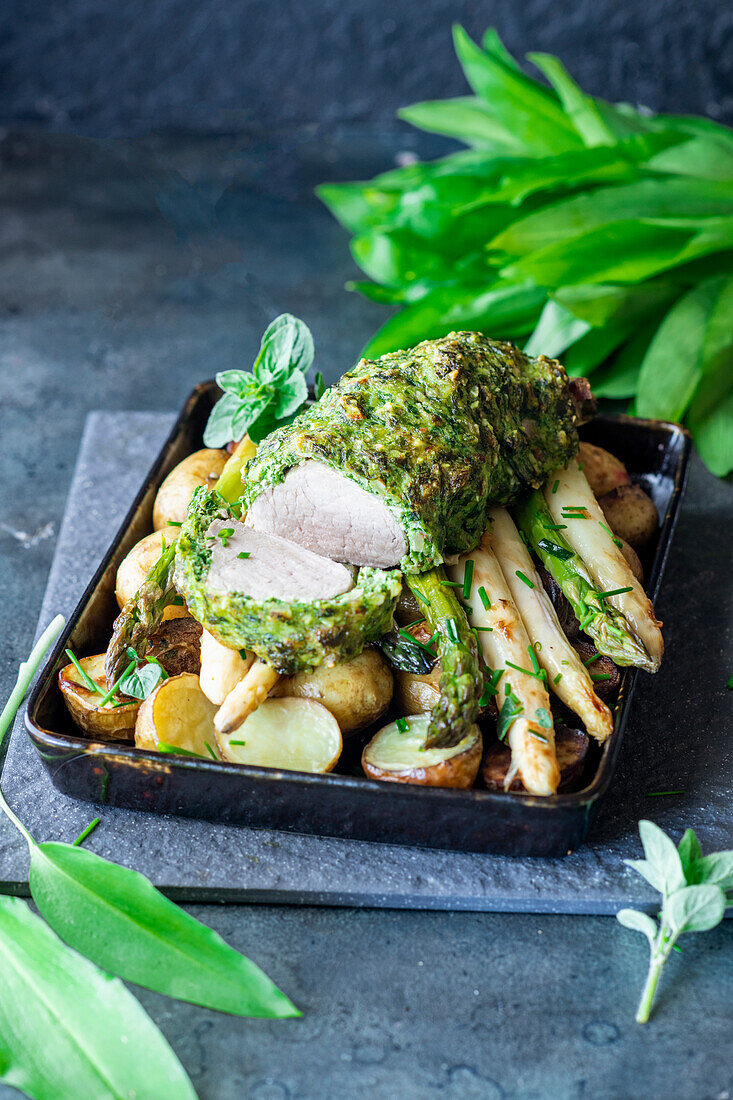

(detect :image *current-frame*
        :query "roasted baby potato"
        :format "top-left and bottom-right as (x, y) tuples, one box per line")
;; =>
(570, 640), (622, 701)
(275, 649), (393, 734)
(598, 484), (659, 551)
(578, 442), (631, 498)
(362, 715), (482, 788)
(115, 528), (188, 620)
(152, 448), (228, 531)
(217, 698), (342, 772)
(146, 617), (202, 676)
(394, 665), (441, 716)
(482, 726), (589, 793)
(59, 653), (138, 740)
(135, 673), (219, 757)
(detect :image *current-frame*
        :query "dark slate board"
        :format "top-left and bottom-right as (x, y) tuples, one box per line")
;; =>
(1, 413), (731, 911)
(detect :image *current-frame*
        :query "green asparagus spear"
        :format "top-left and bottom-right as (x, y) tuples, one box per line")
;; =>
(407, 566), (480, 748)
(105, 438), (257, 687)
(514, 491), (653, 670)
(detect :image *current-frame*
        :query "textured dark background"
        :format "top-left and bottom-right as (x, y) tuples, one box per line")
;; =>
(2, 0), (732, 137)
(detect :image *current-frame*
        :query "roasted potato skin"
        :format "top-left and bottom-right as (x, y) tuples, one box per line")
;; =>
(362, 729), (482, 788)
(578, 442), (631, 498)
(598, 484), (659, 552)
(394, 666), (441, 716)
(152, 448), (228, 531)
(59, 654), (138, 740)
(146, 618), (202, 676)
(276, 648), (393, 734)
(115, 528), (189, 620)
(482, 726), (588, 792)
(570, 640), (622, 701)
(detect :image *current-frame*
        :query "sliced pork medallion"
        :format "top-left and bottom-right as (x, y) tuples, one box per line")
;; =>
(245, 460), (407, 568)
(174, 487), (402, 674)
(205, 519), (355, 602)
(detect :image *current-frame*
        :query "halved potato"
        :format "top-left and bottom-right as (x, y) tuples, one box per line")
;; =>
(59, 653), (138, 740)
(216, 698), (342, 773)
(135, 673), (220, 758)
(362, 715), (482, 788)
(482, 726), (589, 793)
(275, 649), (393, 734)
(115, 528), (189, 620)
(394, 666), (441, 716)
(578, 442), (631, 498)
(152, 448), (228, 531)
(598, 483), (659, 551)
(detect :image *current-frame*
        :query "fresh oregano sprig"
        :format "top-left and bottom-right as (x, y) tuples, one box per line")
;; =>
(618, 820), (733, 1023)
(204, 313), (315, 447)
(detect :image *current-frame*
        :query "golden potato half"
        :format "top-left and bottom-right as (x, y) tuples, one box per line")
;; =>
(152, 448), (228, 530)
(59, 653), (138, 740)
(277, 649), (393, 734)
(216, 698), (342, 773)
(362, 715), (482, 788)
(135, 673), (219, 759)
(115, 528), (189, 619)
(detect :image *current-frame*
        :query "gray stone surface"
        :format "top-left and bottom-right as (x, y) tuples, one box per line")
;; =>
(2, 411), (731, 915)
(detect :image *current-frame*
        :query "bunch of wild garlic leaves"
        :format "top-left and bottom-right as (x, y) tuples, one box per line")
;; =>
(318, 27), (733, 476)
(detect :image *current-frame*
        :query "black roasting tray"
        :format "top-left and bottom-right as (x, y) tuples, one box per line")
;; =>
(25, 382), (690, 857)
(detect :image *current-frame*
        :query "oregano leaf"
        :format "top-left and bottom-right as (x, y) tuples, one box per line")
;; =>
(677, 827), (703, 882)
(638, 819), (687, 896)
(616, 908), (657, 944)
(625, 857), (666, 894)
(665, 884), (726, 935)
(690, 851), (733, 890)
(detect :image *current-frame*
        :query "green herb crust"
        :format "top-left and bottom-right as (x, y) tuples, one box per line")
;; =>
(242, 331), (581, 573)
(174, 489), (401, 674)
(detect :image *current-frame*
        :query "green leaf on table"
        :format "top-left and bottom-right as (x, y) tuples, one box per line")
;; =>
(528, 53), (616, 147)
(637, 819), (687, 896)
(690, 851), (733, 890)
(636, 275), (733, 421)
(625, 858), (667, 894)
(524, 299), (591, 358)
(616, 908), (658, 943)
(0, 895), (196, 1100)
(362, 281), (546, 357)
(452, 25), (581, 157)
(665, 884), (726, 935)
(28, 842), (300, 1018)
(677, 827), (703, 882)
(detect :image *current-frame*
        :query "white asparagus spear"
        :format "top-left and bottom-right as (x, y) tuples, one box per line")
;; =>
(487, 507), (613, 742)
(214, 659), (280, 736)
(199, 630), (254, 705)
(448, 537), (560, 796)
(544, 461), (663, 670)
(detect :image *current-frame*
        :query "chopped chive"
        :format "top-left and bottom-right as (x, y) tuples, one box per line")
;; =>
(537, 538), (573, 561)
(505, 659), (546, 681)
(527, 645), (541, 675)
(239, 649), (248, 660)
(551, 480), (559, 494)
(72, 818), (100, 847)
(673, 945), (682, 953)
(441, 580), (463, 588)
(553, 672), (563, 685)
(160, 536), (167, 553)
(204, 742), (217, 760)
(427, 630), (440, 648)
(158, 742), (206, 758)
(405, 617), (426, 628)
(478, 585), (491, 610)
(462, 558), (474, 601)
(542, 522), (567, 531)
(398, 628), (437, 657)
(97, 658), (137, 708)
(396, 717), (409, 733)
(591, 672), (612, 682)
(446, 617), (458, 643)
(529, 730), (549, 743)
(597, 586), (633, 599)
(583, 653), (601, 667)
(218, 527), (235, 548)
(645, 790), (685, 797)
(314, 370), (326, 399)
(65, 649), (102, 695)
(515, 570), (535, 589)
(167, 520), (183, 527)
(473, 625), (493, 632)
(171, 595), (185, 606)
(598, 521), (616, 539)
(578, 462), (585, 471)
(228, 739), (247, 746)
(237, 551), (251, 559)
(727, 674), (733, 690)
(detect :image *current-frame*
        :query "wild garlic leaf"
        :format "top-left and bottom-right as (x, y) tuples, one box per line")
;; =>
(677, 827), (704, 882)
(399, 97), (531, 155)
(665, 884), (726, 935)
(523, 299), (591, 358)
(528, 53), (616, 148)
(0, 895), (197, 1100)
(28, 842), (300, 1019)
(638, 820), (687, 896)
(690, 851), (733, 891)
(616, 908), (658, 944)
